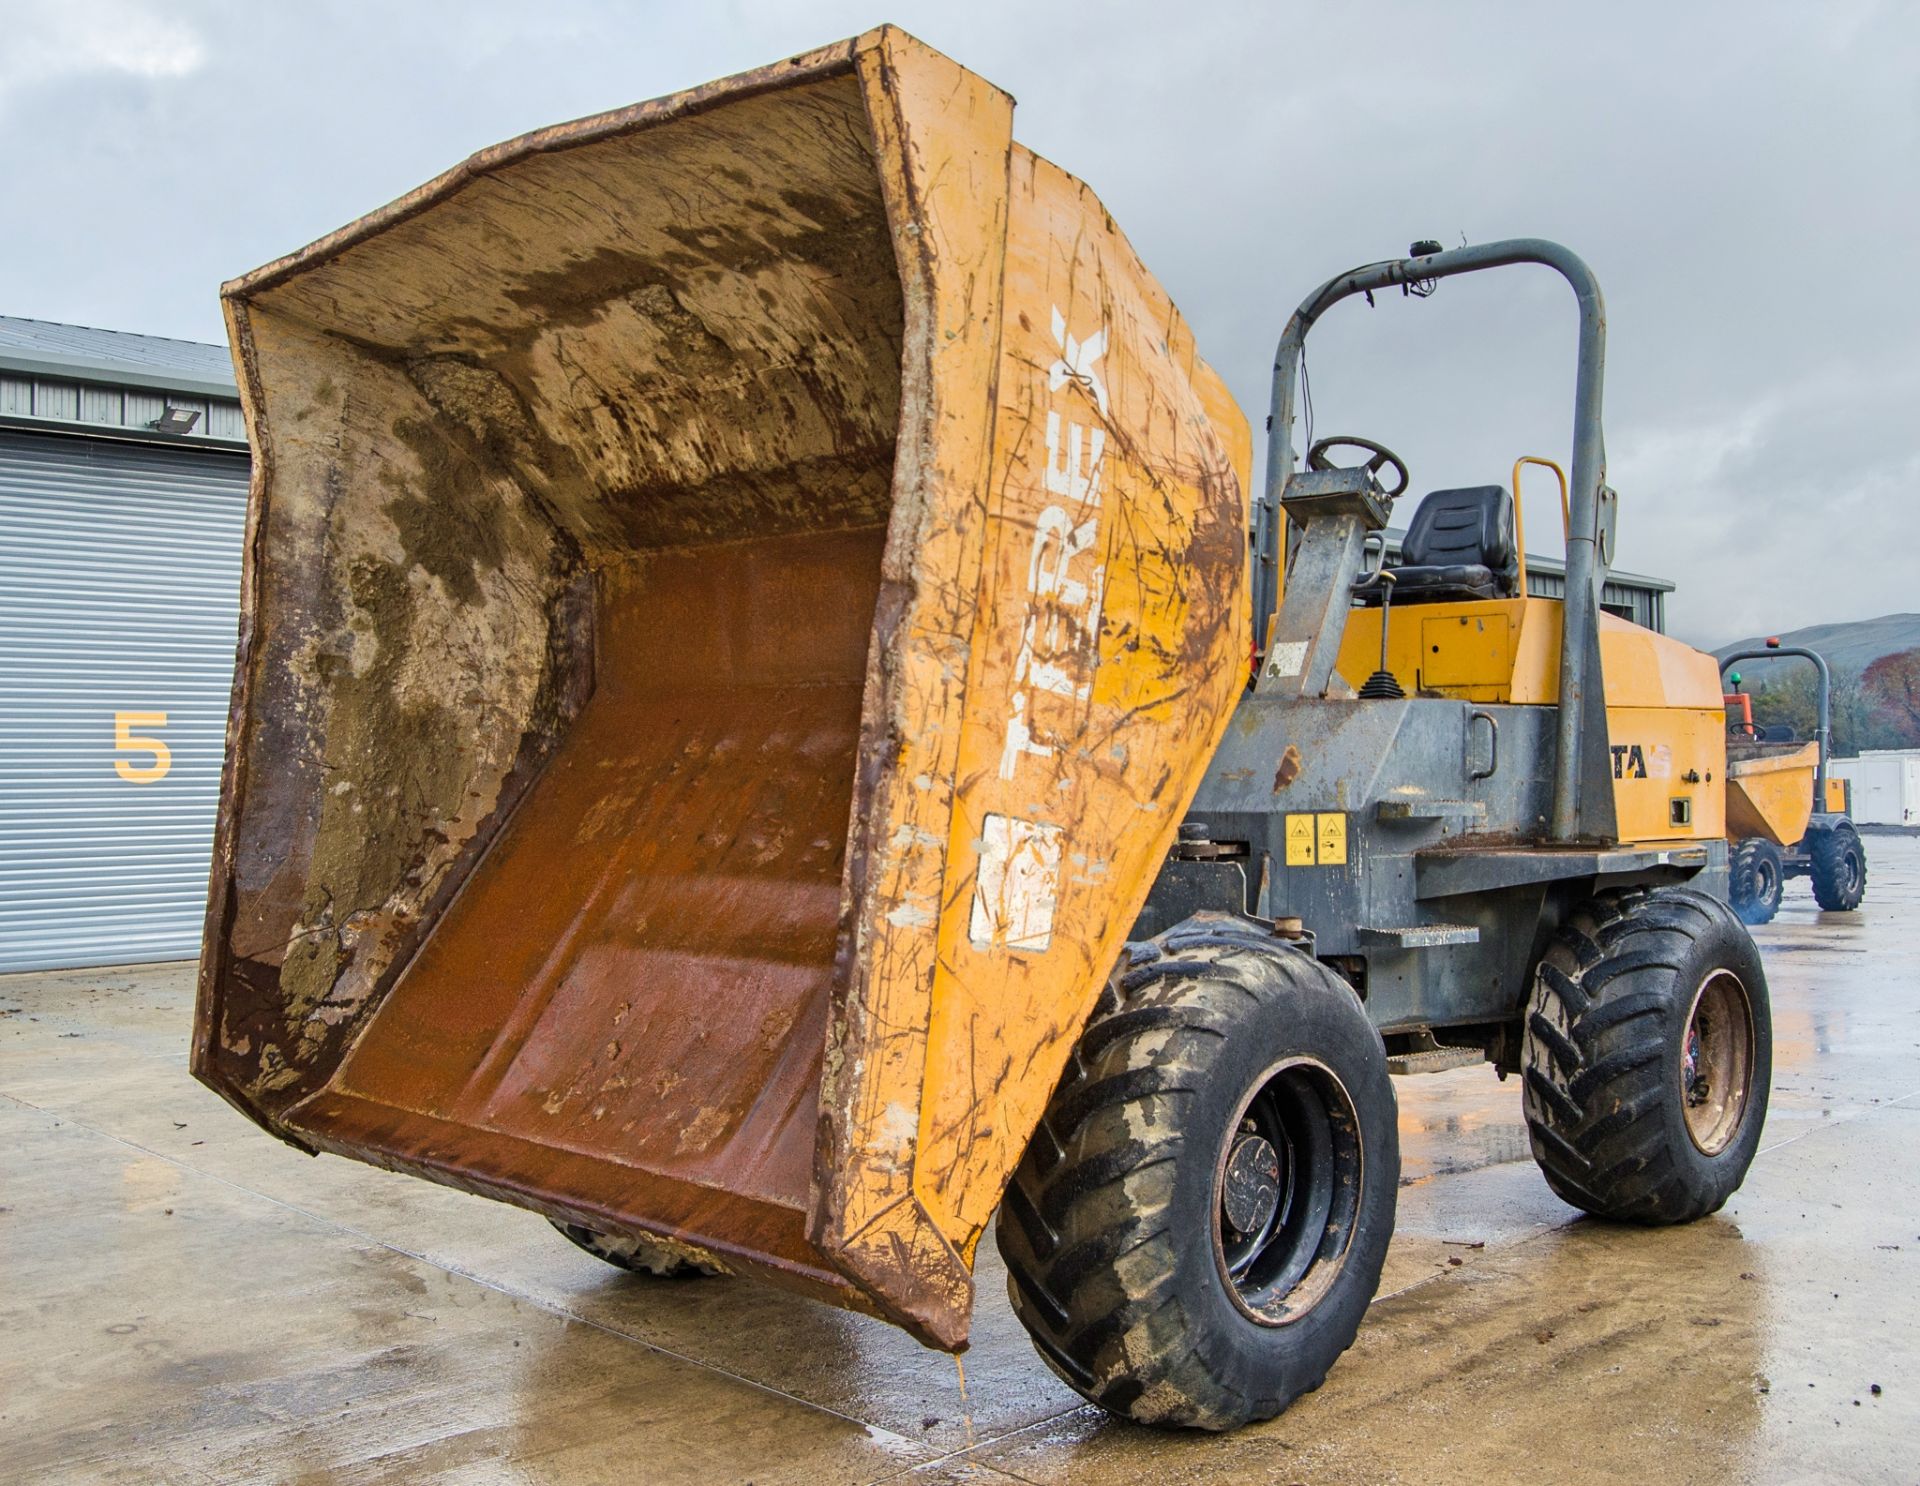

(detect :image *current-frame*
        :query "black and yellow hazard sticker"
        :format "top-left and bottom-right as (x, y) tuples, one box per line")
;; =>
(1317, 812), (1347, 865)
(1284, 812), (1347, 866)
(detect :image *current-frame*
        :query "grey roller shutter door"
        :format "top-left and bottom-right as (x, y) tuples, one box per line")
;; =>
(0, 429), (248, 971)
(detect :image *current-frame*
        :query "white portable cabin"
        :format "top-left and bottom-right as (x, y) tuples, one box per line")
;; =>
(1830, 751), (1920, 827)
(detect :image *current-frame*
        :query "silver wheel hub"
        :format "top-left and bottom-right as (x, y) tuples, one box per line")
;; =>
(1222, 1130), (1282, 1235)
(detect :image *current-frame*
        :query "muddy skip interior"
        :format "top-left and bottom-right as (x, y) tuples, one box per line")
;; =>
(210, 72), (906, 1289)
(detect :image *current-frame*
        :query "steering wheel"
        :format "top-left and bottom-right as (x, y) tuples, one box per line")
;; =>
(1306, 436), (1410, 500)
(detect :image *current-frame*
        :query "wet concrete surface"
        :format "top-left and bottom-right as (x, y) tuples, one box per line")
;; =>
(3, 839), (1917, 1483)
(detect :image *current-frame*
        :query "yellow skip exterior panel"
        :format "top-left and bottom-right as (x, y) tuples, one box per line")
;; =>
(1727, 743), (1819, 846)
(913, 140), (1251, 1259)
(815, 29), (1251, 1344)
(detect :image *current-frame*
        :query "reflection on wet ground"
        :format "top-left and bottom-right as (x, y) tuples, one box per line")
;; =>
(3, 837), (1917, 1483)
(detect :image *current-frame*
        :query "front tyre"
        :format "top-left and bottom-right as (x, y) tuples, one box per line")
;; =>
(995, 920), (1398, 1431)
(1523, 887), (1771, 1224)
(1809, 822), (1867, 911)
(1728, 836), (1783, 925)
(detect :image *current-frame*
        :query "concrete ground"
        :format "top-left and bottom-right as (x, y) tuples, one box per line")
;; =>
(4, 842), (1917, 1485)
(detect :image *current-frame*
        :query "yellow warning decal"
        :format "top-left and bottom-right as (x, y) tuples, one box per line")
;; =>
(1316, 812), (1348, 866)
(1284, 812), (1347, 866)
(1284, 813), (1316, 866)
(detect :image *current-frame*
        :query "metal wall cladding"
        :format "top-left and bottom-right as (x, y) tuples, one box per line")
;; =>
(0, 375), (245, 442)
(1523, 566), (1664, 632)
(0, 428), (247, 971)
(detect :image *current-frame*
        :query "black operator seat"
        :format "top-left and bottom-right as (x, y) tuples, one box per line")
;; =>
(1359, 484), (1519, 604)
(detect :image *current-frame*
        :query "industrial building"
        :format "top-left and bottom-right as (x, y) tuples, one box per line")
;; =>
(0, 317), (249, 971)
(1381, 531), (1674, 633)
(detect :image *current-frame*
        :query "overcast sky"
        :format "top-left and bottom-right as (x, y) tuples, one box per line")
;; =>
(3, 0), (1914, 645)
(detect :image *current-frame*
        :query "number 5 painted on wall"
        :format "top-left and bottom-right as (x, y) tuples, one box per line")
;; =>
(114, 711), (172, 783)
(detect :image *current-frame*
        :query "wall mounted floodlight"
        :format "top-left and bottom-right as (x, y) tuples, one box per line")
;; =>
(151, 406), (201, 434)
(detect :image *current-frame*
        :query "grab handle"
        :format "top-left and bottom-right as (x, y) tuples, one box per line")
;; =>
(1510, 455), (1569, 597)
(1468, 709), (1500, 782)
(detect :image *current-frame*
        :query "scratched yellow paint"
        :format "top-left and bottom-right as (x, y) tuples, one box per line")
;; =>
(913, 143), (1249, 1255)
(810, 30), (1019, 1345)
(807, 30), (1250, 1346)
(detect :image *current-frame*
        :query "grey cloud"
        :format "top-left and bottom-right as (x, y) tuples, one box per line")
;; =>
(4, 0), (1911, 645)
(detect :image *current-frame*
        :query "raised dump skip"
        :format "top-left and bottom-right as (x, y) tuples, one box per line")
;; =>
(1726, 741), (1819, 846)
(195, 27), (1250, 1349)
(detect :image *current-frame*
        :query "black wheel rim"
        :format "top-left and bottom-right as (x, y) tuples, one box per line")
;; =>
(1212, 1058), (1364, 1325)
(1757, 857), (1778, 901)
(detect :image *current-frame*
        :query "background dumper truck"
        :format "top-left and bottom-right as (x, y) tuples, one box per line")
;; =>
(1721, 641), (1868, 923)
(195, 27), (1774, 1431)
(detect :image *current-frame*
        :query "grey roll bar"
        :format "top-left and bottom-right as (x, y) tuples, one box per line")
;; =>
(1720, 646), (1832, 806)
(1258, 238), (1614, 844)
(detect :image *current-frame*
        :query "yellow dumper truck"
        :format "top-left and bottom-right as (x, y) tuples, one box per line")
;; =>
(195, 28), (1772, 1430)
(1721, 641), (1868, 923)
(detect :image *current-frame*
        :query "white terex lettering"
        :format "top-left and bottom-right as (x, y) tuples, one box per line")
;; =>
(978, 305), (1112, 957)
(1045, 411), (1105, 506)
(998, 306), (1110, 783)
(1014, 505), (1103, 703)
(998, 692), (1053, 780)
(1048, 307), (1109, 417)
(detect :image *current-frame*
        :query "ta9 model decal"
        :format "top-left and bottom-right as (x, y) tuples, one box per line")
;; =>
(1611, 743), (1673, 780)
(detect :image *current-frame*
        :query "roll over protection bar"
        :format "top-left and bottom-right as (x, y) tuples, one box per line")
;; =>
(1720, 645), (1833, 805)
(1257, 239), (1616, 844)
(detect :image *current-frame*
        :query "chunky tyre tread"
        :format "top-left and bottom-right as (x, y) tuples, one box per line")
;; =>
(1808, 824), (1867, 911)
(996, 927), (1395, 1431)
(1522, 886), (1769, 1225)
(1728, 837), (1783, 925)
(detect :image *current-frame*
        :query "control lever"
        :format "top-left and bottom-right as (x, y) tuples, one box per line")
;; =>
(1356, 569), (1406, 700)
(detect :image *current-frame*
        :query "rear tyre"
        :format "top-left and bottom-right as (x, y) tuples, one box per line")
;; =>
(1523, 886), (1771, 1224)
(1809, 822), (1867, 911)
(1727, 837), (1783, 925)
(550, 1220), (724, 1277)
(996, 920), (1398, 1431)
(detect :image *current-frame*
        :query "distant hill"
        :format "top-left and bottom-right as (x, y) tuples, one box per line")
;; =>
(1711, 614), (1920, 683)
